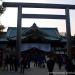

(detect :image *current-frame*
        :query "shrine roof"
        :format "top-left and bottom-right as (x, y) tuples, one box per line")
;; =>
(6, 23), (61, 40)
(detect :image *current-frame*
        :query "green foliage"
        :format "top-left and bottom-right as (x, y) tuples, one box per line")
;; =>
(0, 5), (6, 14)
(0, 25), (5, 32)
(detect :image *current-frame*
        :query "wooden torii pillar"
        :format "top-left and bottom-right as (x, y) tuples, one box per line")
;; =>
(65, 8), (71, 56)
(3, 2), (75, 57)
(16, 6), (22, 53)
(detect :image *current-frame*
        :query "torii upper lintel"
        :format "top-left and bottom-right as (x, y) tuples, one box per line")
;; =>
(3, 2), (75, 9)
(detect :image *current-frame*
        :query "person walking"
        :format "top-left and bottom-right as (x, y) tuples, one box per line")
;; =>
(65, 56), (75, 75)
(46, 54), (55, 75)
(20, 56), (28, 73)
(57, 55), (63, 70)
(13, 56), (19, 72)
(3, 55), (9, 71)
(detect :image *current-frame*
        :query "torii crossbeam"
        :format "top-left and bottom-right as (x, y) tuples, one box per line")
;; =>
(3, 2), (75, 57)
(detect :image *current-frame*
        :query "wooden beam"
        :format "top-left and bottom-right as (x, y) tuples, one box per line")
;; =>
(3, 2), (75, 9)
(22, 14), (66, 19)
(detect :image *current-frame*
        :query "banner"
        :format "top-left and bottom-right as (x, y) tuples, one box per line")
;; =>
(21, 43), (51, 52)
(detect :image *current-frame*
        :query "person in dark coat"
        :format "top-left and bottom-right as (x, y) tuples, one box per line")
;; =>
(26, 54), (31, 69)
(34, 55), (38, 67)
(20, 57), (24, 73)
(13, 56), (19, 72)
(20, 56), (28, 73)
(57, 55), (63, 70)
(46, 54), (55, 75)
(65, 56), (75, 75)
(9, 56), (14, 71)
(3, 55), (9, 71)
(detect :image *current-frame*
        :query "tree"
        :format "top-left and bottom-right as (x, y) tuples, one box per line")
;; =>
(0, 25), (5, 32)
(0, 0), (6, 14)
(0, 6), (5, 14)
(0, 1), (5, 32)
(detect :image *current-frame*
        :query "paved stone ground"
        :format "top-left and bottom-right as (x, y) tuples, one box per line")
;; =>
(0, 63), (67, 75)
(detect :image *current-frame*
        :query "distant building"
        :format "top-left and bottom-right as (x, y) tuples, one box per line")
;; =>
(59, 32), (66, 36)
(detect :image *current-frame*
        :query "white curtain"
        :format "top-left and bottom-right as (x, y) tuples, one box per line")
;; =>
(21, 43), (51, 52)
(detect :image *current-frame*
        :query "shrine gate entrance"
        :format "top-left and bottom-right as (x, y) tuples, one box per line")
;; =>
(3, 2), (75, 57)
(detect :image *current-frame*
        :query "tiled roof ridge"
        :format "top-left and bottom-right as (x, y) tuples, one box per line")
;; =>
(7, 26), (60, 40)
(7, 27), (58, 31)
(8, 27), (58, 29)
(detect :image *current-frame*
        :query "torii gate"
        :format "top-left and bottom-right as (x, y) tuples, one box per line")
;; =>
(3, 2), (75, 56)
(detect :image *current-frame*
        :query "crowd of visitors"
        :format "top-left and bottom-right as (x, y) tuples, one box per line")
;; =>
(0, 52), (75, 75)
(46, 54), (75, 75)
(0, 53), (46, 73)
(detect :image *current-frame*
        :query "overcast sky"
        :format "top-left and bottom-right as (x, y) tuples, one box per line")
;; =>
(0, 0), (75, 35)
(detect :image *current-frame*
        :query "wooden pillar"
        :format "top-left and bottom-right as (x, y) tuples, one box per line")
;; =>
(65, 8), (71, 57)
(16, 6), (22, 53)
